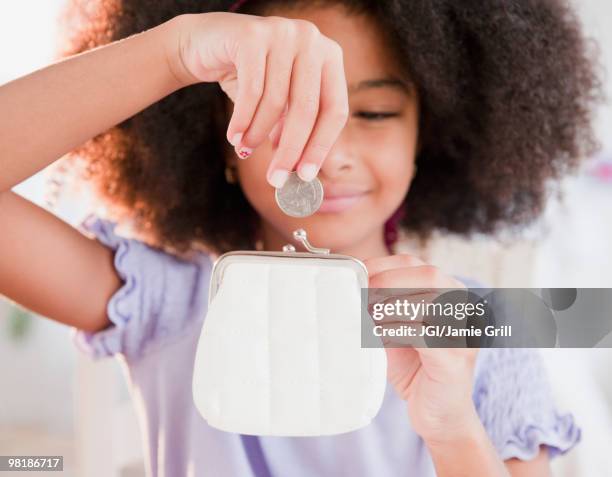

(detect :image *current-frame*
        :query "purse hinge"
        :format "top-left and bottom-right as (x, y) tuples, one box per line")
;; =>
(284, 228), (330, 255)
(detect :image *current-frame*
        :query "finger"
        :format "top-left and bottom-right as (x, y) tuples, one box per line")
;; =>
(295, 40), (349, 182)
(268, 120), (282, 148)
(241, 41), (294, 149)
(379, 322), (468, 349)
(268, 105), (288, 148)
(385, 347), (421, 395)
(385, 347), (419, 375)
(266, 30), (323, 187)
(364, 254), (427, 277)
(412, 348), (479, 381)
(368, 290), (441, 324)
(376, 321), (429, 348)
(366, 255), (432, 323)
(226, 43), (267, 151)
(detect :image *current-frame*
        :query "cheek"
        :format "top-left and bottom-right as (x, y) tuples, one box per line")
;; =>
(369, 127), (418, 203)
(393, 115), (419, 188)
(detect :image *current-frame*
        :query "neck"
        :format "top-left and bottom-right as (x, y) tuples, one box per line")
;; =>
(259, 222), (391, 261)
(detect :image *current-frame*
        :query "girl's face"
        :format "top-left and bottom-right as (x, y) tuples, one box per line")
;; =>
(226, 4), (419, 259)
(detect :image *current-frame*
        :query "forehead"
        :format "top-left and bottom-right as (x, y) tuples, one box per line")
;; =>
(268, 4), (404, 92)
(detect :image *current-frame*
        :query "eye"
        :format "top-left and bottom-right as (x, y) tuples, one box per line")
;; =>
(354, 111), (400, 121)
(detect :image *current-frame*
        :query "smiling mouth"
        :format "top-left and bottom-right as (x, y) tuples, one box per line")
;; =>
(318, 191), (369, 213)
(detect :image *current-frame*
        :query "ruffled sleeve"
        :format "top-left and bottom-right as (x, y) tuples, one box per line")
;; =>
(473, 348), (581, 461)
(72, 215), (213, 362)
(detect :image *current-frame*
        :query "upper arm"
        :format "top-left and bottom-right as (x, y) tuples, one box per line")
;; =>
(0, 190), (121, 332)
(506, 446), (552, 477)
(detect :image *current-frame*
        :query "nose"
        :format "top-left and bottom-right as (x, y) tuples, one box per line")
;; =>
(317, 129), (355, 180)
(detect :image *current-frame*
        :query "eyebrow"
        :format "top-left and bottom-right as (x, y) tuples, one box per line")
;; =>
(348, 77), (412, 94)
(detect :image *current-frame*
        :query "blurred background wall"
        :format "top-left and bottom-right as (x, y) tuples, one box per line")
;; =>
(0, 0), (78, 470)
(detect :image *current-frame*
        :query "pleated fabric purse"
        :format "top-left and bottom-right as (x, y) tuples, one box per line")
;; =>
(192, 229), (387, 436)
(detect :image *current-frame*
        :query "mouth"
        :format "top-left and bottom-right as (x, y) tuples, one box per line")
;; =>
(319, 185), (370, 213)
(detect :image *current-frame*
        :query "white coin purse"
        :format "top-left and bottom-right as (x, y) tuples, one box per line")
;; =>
(192, 229), (387, 436)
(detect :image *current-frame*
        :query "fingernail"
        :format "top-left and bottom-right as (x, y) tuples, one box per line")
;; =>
(297, 163), (318, 182)
(237, 146), (252, 160)
(269, 169), (289, 188)
(230, 132), (243, 147)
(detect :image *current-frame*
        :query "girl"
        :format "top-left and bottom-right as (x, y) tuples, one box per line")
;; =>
(0, 0), (599, 475)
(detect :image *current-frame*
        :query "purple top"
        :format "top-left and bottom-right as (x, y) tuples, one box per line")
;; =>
(73, 217), (581, 477)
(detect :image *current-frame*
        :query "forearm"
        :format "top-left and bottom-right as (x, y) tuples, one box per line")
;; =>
(425, 416), (509, 477)
(0, 14), (195, 192)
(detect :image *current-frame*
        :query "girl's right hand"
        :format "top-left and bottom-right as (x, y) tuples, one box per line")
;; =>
(168, 12), (349, 188)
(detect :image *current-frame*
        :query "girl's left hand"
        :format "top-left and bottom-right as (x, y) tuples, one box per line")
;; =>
(364, 254), (481, 445)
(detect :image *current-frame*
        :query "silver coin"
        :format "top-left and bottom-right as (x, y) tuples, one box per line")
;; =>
(275, 171), (324, 218)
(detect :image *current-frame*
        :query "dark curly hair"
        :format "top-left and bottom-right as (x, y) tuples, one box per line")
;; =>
(59, 0), (602, 254)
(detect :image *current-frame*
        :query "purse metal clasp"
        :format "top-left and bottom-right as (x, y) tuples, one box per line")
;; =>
(208, 228), (368, 306)
(283, 228), (330, 255)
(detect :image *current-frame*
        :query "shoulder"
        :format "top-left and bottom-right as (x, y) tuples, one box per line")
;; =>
(73, 215), (214, 361)
(78, 215), (214, 281)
